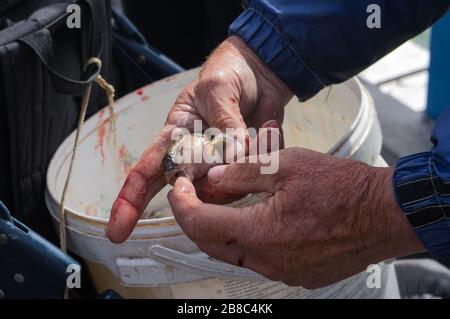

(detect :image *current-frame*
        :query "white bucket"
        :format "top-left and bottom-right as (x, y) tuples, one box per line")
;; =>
(45, 69), (399, 299)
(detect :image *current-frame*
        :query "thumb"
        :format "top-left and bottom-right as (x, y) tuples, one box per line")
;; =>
(207, 159), (281, 195)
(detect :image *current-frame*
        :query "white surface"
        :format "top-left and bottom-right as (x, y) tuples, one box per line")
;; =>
(360, 41), (429, 113)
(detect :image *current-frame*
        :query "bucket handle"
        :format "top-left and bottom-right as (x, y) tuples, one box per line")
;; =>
(149, 245), (265, 281)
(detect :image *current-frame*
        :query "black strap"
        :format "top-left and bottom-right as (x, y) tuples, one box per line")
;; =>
(18, 28), (100, 96)
(14, 0), (106, 96)
(0, 201), (12, 223)
(83, 0), (105, 60)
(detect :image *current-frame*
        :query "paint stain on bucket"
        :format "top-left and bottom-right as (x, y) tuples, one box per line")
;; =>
(96, 122), (107, 165)
(85, 204), (97, 217)
(118, 144), (134, 177)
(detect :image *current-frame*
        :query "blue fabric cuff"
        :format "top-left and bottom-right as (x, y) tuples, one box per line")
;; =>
(229, 8), (325, 101)
(394, 152), (450, 258)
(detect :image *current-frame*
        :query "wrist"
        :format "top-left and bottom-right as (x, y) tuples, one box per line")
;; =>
(365, 167), (426, 262)
(226, 36), (294, 106)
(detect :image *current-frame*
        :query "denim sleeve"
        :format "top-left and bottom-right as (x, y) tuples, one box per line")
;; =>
(229, 0), (450, 101)
(394, 107), (450, 258)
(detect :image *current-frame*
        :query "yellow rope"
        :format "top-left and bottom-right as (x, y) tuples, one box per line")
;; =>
(95, 73), (116, 143)
(58, 57), (116, 299)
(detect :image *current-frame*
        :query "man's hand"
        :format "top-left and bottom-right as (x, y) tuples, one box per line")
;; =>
(108, 36), (292, 243)
(168, 148), (425, 289)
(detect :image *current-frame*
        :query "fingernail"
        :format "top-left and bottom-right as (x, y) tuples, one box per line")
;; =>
(208, 165), (227, 184)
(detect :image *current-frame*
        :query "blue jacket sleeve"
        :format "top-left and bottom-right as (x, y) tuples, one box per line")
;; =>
(229, 0), (450, 101)
(394, 107), (450, 258)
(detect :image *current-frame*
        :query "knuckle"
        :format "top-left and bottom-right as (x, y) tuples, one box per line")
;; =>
(180, 201), (197, 214)
(127, 168), (147, 184)
(197, 71), (229, 93)
(203, 69), (229, 83)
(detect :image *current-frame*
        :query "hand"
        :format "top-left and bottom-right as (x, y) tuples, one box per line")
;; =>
(108, 36), (293, 243)
(168, 148), (426, 289)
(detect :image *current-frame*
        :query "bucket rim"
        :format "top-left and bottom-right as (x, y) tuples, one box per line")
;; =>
(326, 77), (372, 157)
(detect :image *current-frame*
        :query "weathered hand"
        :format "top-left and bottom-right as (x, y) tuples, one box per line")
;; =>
(108, 36), (292, 243)
(168, 148), (425, 289)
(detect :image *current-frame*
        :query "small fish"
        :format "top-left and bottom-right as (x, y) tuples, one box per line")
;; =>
(162, 133), (242, 184)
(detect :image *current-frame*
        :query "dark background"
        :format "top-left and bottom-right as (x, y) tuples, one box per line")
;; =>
(122, 0), (244, 69)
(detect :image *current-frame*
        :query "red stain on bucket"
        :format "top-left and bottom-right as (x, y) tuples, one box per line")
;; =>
(96, 122), (107, 165)
(118, 144), (133, 177)
(136, 89), (150, 102)
(98, 109), (105, 120)
(118, 144), (127, 160)
(85, 204), (97, 217)
(94, 110), (108, 165)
